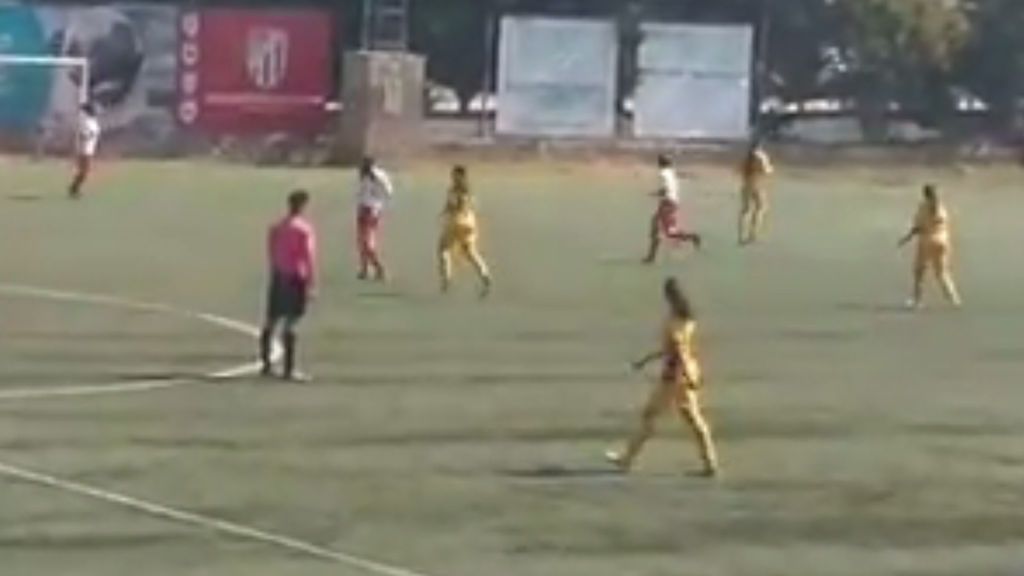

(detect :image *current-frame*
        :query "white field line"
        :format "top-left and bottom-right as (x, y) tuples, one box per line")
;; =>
(0, 461), (431, 576)
(0, 283), (266, 401)
(0, 361), (260, 401)
(0, 283), (435, 576)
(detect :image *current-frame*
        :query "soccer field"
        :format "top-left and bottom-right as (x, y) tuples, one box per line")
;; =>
(1, 157), (1024, 576)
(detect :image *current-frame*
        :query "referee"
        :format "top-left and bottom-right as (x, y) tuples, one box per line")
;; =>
(259, 190), (317, 381)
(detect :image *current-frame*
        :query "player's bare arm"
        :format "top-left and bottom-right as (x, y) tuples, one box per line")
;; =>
(632, 350), (664, 371)
(898, 225), (921, 247)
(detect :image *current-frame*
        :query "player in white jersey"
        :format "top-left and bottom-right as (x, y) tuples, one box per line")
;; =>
(356, 156), (394, 280)
(69, 102), (100, 199)
(644, 154), (701, 263)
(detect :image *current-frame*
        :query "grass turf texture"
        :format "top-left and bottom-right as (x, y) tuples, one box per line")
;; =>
(1, 158), (1024, 575)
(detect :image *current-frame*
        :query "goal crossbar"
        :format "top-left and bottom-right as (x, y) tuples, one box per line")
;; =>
(0, 54), (91, 105)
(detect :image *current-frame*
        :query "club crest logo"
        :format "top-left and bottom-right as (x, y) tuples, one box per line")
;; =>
(246, 27), (289, 90)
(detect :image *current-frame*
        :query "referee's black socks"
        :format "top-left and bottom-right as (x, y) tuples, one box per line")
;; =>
(282, 331), (297, 378)
(258, 329), (274, 375)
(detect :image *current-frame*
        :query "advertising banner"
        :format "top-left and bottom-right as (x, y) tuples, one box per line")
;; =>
(0, 4), (177, 141)
(178, 8), (333, 134)
(497, 16), (618, 138)
(634, 23), (753, 140)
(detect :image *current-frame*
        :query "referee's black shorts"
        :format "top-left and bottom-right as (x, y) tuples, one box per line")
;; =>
(266, 272), (309, 321)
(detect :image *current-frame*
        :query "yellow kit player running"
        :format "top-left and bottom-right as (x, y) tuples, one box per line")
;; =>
(899, 184), (961, 309)
(439, 165), (492, 297)
(606, 277), (719, 477)
(738, 142), (774, 245)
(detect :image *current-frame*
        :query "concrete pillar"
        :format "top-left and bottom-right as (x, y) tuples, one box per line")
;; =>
(338, 50), (425, 162)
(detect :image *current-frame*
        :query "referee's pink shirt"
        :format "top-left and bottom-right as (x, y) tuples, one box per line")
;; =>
(268, 215), (317, 285)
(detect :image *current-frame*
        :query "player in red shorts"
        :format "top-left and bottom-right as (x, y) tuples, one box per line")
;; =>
(68, 102), (100, 199)
(355, 156), (394, 281)
(643, 154), (702, 263)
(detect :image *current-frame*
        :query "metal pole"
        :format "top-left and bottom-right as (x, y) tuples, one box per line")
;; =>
(361, 0), (372, 50)
(479, 3), (496, 138)
(753, 0), (770, 137)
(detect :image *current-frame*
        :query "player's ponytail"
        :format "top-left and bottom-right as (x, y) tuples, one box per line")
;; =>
(664, 277), (694, 321)
(360, 157), (376, 181)
(923, 184), (940, 216)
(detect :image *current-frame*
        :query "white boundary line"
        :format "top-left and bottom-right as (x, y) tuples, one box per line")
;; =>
(0, 283), (262, 401)
(0, 284), (435, 576)
(0, 461), (430, 576)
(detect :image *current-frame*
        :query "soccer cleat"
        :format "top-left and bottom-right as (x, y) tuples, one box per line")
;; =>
(604, 449), (632, 473)
(479, 276), (492, 299)
(281, 371), (313, 383)
(904, 298), (922, 311)
(689, 466), (719, 479)
(692, 234), (703, 250)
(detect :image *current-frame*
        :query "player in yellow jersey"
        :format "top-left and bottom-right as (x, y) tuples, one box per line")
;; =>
(606, 277), (719, 477)
(737, 141), (774, 245)
(898, 184), (961, 309)
(438, 165), (492, 297)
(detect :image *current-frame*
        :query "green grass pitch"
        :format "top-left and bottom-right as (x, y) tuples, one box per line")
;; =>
(1, 157), (1024, 575)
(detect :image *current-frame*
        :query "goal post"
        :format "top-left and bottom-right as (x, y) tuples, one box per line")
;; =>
(0, 54), (91, 106)
(0, 54), (91, 154)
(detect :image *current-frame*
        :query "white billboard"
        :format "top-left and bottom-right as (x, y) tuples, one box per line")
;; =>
(497, 16), (617, 137)
(634, 23), (753, 140)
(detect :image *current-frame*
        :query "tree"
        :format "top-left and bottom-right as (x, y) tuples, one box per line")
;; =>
(835, 0), (970, 138)
(762, 0), (843, 106)
(409, 0), (489, 112)
(960, 0), (1024, 135)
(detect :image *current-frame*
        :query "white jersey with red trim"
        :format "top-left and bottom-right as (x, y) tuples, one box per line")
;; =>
(77, 115), (101, 158)
(658, 167), (680, 204)
(357, 167), (394, 212)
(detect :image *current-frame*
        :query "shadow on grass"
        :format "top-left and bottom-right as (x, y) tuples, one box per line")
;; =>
(597, 255), (644, 267)
(836, 301), (913, 314)
(356, 290), (407, 300)
(499, 464), (623, 480)
(776, 326), (861, 342)
(7, 193), (46, 203)
(112, 371), (188, 382)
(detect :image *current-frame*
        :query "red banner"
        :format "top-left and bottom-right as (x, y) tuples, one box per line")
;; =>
(178, 8), (333, 134)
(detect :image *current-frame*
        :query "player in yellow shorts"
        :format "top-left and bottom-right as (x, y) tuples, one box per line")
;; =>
(606, 277), (719, 477)
(898, 184), (961, 309)
(737, 141), (774, 245)
(439, 165), (492, 297)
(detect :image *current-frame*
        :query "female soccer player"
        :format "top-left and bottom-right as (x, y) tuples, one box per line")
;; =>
(356, 157), (393, 281)
(606, 277), (719, 477)
(737, 141), (774, 245)
(68, 102), (100, 199)
(438, 165), (491, 297)
(898, 184), (962, 309)
(643, 154), (701, 263)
